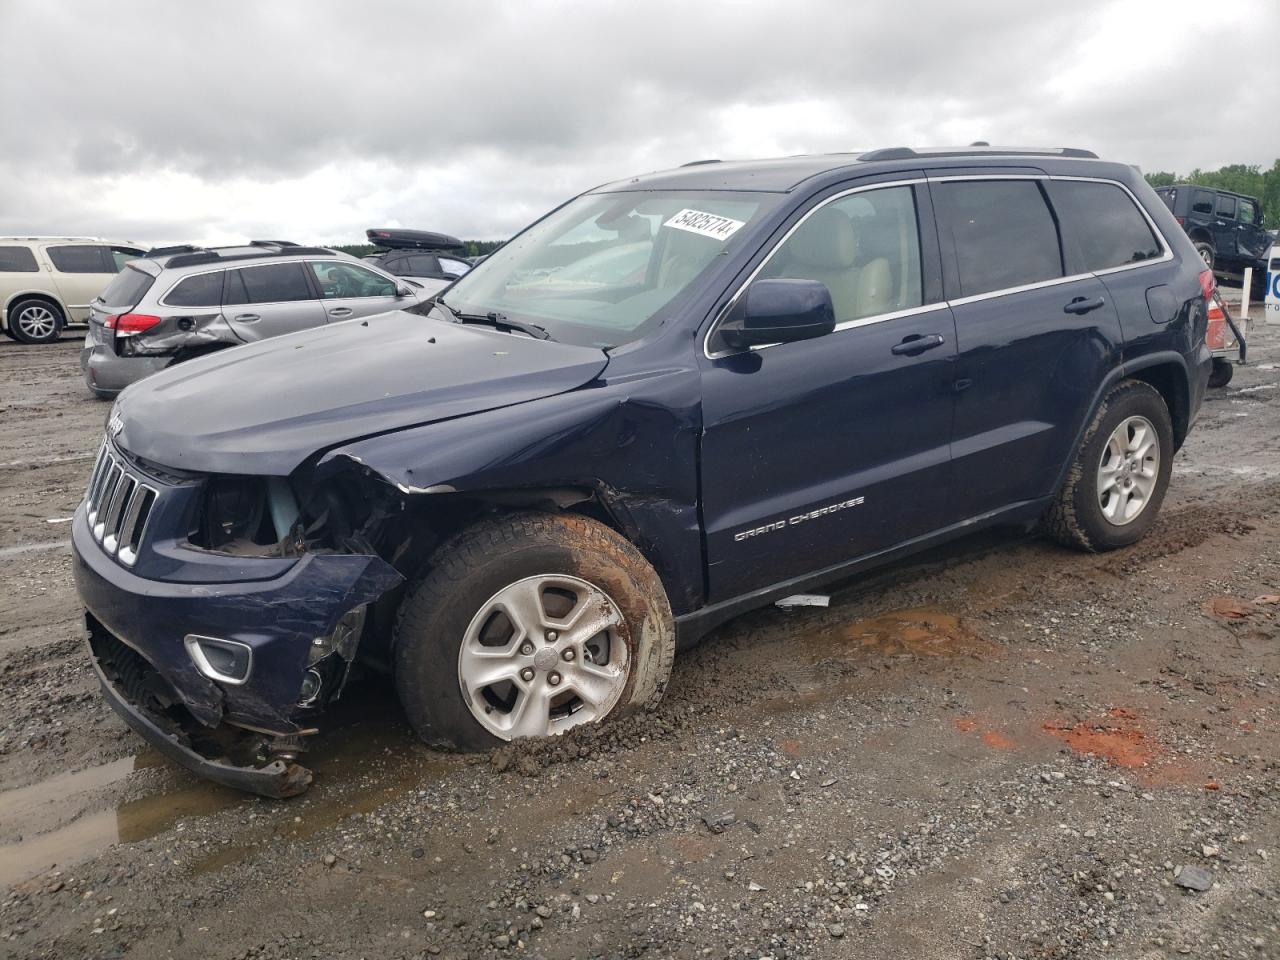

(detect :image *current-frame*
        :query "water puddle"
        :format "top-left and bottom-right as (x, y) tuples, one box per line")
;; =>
(0, 681), (458, 889)
(827, 608), (996, 659)
(764, 608), (996, 714)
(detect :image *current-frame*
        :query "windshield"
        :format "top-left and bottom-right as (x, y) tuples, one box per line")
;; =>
(439, 190), (778, 347)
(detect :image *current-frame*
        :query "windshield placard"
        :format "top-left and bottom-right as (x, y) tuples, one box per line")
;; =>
(662, 208), (746, 242)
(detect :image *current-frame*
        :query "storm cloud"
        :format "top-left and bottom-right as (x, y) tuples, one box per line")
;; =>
(0, 0), (1274, 246)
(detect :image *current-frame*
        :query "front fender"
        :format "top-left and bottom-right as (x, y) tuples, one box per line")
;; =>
(317, 374), (706, 615)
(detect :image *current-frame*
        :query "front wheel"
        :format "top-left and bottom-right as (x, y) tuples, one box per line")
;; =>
(393, 512), (675, 750)
(1044, 380), (1174, 551)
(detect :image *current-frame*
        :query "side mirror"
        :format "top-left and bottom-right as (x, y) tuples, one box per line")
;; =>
(395, 285), (414, 298)
(719, 278), (836, 351)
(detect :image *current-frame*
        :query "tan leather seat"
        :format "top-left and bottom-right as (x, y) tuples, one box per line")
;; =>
(771, 207), (862, 321)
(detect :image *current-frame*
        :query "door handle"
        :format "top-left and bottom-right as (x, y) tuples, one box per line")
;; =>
(234, 313), (260, 322)
(891, 333), (946, 356)
(1064, 296), (1105, 315)
(328, 307), (353, 317)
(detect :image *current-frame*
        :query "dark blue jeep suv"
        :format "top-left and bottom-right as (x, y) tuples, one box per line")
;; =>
(73, 147), (1213, 796)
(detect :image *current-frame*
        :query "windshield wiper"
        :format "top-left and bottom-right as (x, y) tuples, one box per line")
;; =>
(436, 298), (553, 341)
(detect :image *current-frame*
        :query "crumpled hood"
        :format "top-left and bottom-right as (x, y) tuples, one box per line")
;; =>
(113, 310), (609, 476)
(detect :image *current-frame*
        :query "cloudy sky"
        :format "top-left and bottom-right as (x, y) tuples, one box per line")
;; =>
(1, 0), (1275, 247)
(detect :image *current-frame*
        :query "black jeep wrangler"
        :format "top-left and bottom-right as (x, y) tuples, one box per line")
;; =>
(1154, 184), (1270, 295)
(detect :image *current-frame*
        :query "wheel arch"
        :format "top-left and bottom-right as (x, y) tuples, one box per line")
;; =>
(1049, 354), (1190, 498)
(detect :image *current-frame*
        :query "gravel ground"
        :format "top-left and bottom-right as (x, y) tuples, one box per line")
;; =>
(1, 307), (1277, 960)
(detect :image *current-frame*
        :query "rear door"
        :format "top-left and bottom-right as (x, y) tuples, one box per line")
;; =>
(306, 260), (402, 322)
(933, 176), (1124, 520)
(699, 178), (958, 601)
(43, 244), (133, 322)
(223, 262), (325, 341)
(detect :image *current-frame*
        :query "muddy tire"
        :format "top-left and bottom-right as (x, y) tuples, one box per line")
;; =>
(8, 298), (64, 345)
(393, 511), (675, 751)
(1043, 380), (1174, 552)
(1208, 358), (1234, 389)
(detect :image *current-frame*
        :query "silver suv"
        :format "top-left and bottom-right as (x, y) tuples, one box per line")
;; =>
(81, 242), (443, 398)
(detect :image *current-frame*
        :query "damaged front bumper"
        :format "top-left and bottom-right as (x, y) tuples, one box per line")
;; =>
(72, 506), (402, 797)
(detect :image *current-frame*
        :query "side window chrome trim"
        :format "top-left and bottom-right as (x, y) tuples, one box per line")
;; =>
(704, 173), (1174, 360)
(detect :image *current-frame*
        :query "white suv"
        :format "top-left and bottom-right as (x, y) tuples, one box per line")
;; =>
(1, 237), (145, 344)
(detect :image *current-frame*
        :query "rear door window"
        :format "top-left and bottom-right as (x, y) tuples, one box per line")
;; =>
(1216, 195), (1237, 219)
(0, 246), (39, 272)
(164, 271), (224, 307)
(225, 263), (313, 304)
(1046, 180), (1162, 272)
(933, 180), (1064, 297)
(48, 244), (111, 273)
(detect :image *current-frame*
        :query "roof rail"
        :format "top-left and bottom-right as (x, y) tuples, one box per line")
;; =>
(0, 235), (106, 242)
(858, 146), (1099, 161)
(165, 246), (333, 269)
(145, 244), (203, 257)
(680, 159), (721, 167)
(249, 240), (299, 247)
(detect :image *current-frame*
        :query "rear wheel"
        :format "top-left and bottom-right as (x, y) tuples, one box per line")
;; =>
(1208, 358), (1234, 389)
(1193, 241), (1215, 270)
(1044, 380), (1174, 551)
(8, 299), (64, 344)
(393, 512), (675, 750)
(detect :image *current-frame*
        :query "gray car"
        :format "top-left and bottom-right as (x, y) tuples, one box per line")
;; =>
(81, 242), (444, 398)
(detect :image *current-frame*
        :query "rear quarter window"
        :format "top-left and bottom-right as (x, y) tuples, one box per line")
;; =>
(99, 266), (155, 308)
(164, 271), (224, 307)
(933, 180), (1064, 297)
(47, 245), (111, 273)
(1191, 191), (1214, 215)
(0, 246), (39, 272)
(1046, 181), (1162, 273)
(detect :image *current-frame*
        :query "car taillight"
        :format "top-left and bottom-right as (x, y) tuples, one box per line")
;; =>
(105, 313), (162, 335)
(1174, 216), (1185, 226)
(1198, 269), (1215, 302)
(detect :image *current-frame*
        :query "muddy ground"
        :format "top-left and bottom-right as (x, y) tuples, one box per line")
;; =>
(1, 306), (1277, 960)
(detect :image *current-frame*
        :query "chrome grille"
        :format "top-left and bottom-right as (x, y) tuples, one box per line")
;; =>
(85, 441), (158, 567)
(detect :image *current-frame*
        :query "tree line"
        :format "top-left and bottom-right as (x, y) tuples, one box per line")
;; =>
(1144, 160), (1280, 228)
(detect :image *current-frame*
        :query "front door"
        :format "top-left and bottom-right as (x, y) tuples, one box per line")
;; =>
(1212, 194), (1239, 260)
(306, 260), (402, 323)
(1234, 197), (1271, 263)
(222, 262), (326, 341)
(699, 182), (957, 602)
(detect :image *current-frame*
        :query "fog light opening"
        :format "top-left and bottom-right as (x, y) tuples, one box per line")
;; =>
(184, 635), (253, 685)
(298, 668), (323, 706)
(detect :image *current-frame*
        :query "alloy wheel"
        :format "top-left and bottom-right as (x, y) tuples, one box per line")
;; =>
(1097, 415), (1160, 526)
(457, 574), (629, 740)
(16, 304), (58, 340)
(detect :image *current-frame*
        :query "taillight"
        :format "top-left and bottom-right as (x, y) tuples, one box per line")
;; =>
(105, 313), (162, 335)
(1198, 269), (1215, 302)
(1174, 216), (1185, 226)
